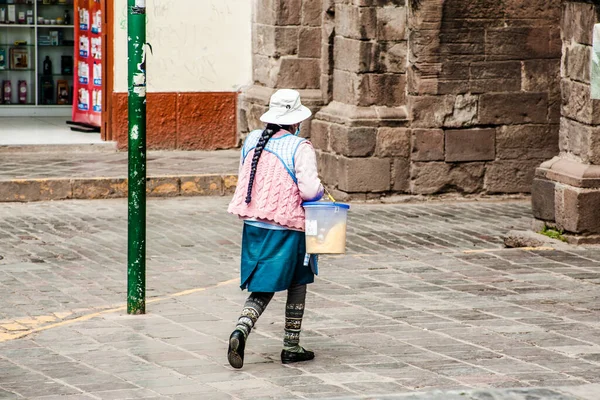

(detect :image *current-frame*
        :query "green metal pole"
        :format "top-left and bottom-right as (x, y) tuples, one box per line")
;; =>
(127, 0), (147, 315)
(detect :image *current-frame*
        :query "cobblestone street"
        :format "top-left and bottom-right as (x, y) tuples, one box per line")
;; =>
(0, 198), (600, 399)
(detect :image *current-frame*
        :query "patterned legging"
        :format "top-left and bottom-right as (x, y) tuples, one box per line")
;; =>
(235, 283), (307, 348)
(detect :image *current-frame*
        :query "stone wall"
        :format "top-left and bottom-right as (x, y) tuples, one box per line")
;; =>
(238, 0), (327, 142)
(532, 2), (600, 244)
(242, 0), (564, 198)
(406, 0), (562, 195)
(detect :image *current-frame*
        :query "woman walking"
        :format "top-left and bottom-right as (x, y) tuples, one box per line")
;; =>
(227, 89), (324, 369)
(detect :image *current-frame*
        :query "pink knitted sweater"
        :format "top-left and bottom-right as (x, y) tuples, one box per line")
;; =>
(228, 130), (323, 231)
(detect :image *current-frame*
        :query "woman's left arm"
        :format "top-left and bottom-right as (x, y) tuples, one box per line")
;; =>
(295, 143), (324, 202)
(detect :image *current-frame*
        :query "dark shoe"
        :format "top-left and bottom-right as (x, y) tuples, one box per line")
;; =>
(281, 348), (315, 364)
(227, 330), (246, 369)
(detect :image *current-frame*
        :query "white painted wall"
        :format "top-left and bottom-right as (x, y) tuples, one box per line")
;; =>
(113, 0), (252, 93)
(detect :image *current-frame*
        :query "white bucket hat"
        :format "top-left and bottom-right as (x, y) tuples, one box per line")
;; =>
(260, 89), (312, 125)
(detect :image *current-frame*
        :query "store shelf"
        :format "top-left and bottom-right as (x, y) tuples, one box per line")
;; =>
(37, 25), (74, 28)
(39, 73), (73, 77)
(0, 24), (35, 28)
(1, 1), (75, 111)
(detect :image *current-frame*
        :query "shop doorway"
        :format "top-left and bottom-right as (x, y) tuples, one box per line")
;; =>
(0, 0), (111, 146)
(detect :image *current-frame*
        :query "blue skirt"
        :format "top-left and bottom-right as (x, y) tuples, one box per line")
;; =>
(240, 224), (315, 292)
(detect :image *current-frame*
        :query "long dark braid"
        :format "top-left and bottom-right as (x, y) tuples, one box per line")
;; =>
(245, 123), (289, 204)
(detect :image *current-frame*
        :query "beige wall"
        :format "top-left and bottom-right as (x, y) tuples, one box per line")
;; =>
(113, 0), (252, 93)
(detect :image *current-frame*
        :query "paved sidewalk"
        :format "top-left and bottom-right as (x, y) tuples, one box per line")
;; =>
(0, 148), (240, 202)
(0, 198), (600, 399)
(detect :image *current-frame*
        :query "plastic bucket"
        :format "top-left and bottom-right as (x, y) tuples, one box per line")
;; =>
(303, 202), (350, 254)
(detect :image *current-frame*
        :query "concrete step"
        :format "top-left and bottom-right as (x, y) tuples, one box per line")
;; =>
(0, 142), (118, 153)
(0, 174), (238, 202)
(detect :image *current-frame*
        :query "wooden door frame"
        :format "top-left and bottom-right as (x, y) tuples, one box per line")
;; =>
(101, 0), (114, 141)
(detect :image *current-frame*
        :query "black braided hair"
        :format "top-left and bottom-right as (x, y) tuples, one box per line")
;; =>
(245, 123), (293, 204)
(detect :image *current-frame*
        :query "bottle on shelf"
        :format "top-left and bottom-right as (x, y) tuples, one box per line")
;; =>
(64, 9), (71, 25)
(2, 80), (11, 104)
(18, 80), (27, 104)
(43, 56), (52, 75)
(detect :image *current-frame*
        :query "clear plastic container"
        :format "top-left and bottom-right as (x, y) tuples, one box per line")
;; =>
(303, 202), (350, 254)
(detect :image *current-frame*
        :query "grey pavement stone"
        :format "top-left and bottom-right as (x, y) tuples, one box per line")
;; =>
(0, 198), (599, 399)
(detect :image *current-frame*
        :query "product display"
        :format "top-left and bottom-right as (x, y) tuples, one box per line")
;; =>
(7, 5), (15, 23)
(56, 79), (68, 104)
(2, 80), (11, 104)
(9, 47), (28, 69)
(40, 75), (53, 104)
(43, 55), (52, 75)
(61, 55), (73, 75)
(1, 1), (76, 108)
(18, 80), (26, 104)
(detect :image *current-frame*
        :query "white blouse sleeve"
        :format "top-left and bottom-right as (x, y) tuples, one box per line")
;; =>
(295, 143), (324, 202)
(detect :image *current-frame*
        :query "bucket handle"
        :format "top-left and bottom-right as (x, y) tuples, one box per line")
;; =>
(324, 186), (336, 202)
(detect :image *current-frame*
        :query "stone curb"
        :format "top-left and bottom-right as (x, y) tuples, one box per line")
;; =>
(0, 174), (238, 202)
(503, 229), (575, 250)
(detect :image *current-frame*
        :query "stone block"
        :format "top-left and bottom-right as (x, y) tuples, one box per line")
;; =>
(411, 129), (444, 161)
(411, 162), (485, 194)
(333, 70), (405, 107)
(316, 150), (339, 186)
(443, 94), (478, 128)
(302, 0), (323, 26)
(330, 125), (377, 157)
(559, 117), (600, 165)
(72, 178), (128, 199)
(409, 0), (443, 31)
(254, 25), (299, 57)
(335, 4), (377, 40)
(310, 120), (331, 151)
(408, 29), (440, 64)
(377, 6), (407, 41)
(443, 0), (505, 20)
(484, 160), (540, 194)
(299, 27), (322, 58)
(531, 179), (556, 222)
(147, 177), (180, 197)
(563, 43), (591, 84)
(392, 158), (410, 192)
(378, 41), (407, 74)
(478, 92), (548, 125)
(504, 0), (561, 22)
(338, 156), (391, 192)
(279, 0), (302, 25)
(277, 58), (321, 89)
(181, 176), (224, 196)
(496, 125), (559, 160)
(0, 179), (72, 202)
(467, 61), (521, 93)
(408, 95), (454, 128)
(334, 37), (379, 73)
(556, 185), (600, 234)
(522, 59), (561, 94)
(407, 62), (442, 95)
(561, 79), (600, 126)
(254, 54), (282, 87)
(563, 2), (597, 45)
(445, 129), (495, 162)
(485, 27), (554, 61)
(376, 127), (410, 158)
